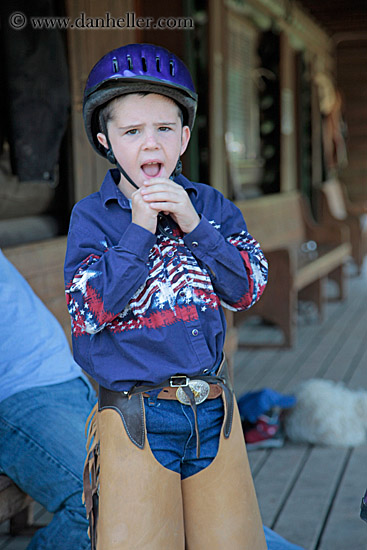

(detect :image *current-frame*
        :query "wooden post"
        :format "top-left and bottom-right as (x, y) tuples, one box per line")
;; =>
(208, 0), (227, 196)
(279, 32), (297, 193)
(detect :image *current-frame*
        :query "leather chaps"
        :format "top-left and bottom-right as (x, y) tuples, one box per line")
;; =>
(83, 372), (266, 550)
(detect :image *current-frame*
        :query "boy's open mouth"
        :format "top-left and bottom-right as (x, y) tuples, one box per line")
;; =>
(141, 162), (162, 178)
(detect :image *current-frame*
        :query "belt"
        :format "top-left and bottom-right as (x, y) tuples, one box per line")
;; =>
(143, 381), (222, 403)
(98, 356), (234, 459)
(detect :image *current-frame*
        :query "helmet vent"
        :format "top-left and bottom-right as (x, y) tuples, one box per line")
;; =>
(169, 60), (175, 77)
(127, 55), (133, 70)
(142, 56), (147, 72)
(112, 57), (119, 73)
(156, 56), (161, 72)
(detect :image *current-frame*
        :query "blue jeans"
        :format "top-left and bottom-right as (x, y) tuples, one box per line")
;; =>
(0, 377), (97, 550)
(144, 393), (224, 479)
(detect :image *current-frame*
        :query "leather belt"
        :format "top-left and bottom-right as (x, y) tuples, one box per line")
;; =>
(143, 383), (222, 402)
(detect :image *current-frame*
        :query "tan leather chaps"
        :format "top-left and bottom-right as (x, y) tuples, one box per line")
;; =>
(83, 392), (266, 550)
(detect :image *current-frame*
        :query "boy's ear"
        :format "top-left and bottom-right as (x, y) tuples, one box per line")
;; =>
(180, 126), (191, 156)
(97, 132), (108, 150)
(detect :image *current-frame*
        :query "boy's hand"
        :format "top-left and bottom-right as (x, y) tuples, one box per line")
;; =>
(140, 178), (200, 234)
(131, 187), (159, 234)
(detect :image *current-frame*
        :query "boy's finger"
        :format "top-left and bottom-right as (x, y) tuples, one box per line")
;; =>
(149, 201), (176, 211)
(143, 192), (184, 205)
(143, 177), (173, 186)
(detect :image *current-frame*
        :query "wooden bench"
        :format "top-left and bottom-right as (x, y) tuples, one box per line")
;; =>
(0, 475), (34, 536)
(232, 191), (351, 347)
(318, 179), (367, 275)
(1, 237), (68, 534)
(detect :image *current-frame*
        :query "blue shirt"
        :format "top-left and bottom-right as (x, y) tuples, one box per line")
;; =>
(0, 251), (84, 404)
(64, 170), (268, 391)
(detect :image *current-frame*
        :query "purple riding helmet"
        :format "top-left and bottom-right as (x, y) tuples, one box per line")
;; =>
(83, 43), (198, 159)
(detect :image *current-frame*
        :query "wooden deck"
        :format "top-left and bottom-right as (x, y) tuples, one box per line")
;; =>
(1, 260), (366, 549)
(234, 259), (367, 550)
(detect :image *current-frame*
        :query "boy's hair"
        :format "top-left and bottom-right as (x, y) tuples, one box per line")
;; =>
(98, 92), (184, 134)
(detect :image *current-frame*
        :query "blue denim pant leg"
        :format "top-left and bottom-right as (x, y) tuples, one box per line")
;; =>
(144, 395), (224, 480)
(0, 377), (97, 550)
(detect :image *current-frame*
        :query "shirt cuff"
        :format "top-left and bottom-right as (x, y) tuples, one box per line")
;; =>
(118, 222), (157, 258)
(183, 215), (222, 256)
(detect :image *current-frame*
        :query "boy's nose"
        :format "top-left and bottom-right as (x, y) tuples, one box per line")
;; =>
(143, 132), (160, 149)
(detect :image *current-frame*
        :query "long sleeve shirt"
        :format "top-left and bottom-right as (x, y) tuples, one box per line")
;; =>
(64, 169), (268, 391)
(0, 251), (84, 404)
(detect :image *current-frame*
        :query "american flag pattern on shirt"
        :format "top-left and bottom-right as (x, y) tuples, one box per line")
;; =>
(223, 230), (268, 311)
(66, 223), (267, 337)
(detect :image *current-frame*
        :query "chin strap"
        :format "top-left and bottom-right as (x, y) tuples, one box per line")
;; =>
(171, 159), (182, 178)
(101, 117), (139, 190)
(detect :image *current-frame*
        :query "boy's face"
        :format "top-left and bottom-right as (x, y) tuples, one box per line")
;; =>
(97, 93), (190, 195)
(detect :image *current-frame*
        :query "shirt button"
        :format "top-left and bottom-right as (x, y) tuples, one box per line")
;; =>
(192, 329), (199, 336)
(179, 290), (185, 297)
(167, 250), (174, 258)
(192, 241), (199, 247)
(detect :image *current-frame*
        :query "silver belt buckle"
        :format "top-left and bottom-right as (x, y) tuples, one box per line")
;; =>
(176, 380), (210, 405)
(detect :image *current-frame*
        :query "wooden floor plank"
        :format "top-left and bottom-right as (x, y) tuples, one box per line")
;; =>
(0, 536), (30, 550)
(247, 449), (270, 476)
(346, 340), (367, 390)
(279, 292), (362, 393)
(252, 445), (309, 528)
(320, 315), (367, 384)
(272, 447), (349, 550)
(234, 338), (282, 394)
(317, 445), (367, 550)
(234, 285), (361, 398)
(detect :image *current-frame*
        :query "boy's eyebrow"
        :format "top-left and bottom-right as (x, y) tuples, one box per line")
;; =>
(118, 121), (178, 130)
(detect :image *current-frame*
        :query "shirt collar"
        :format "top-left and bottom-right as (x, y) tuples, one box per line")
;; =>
(100, 169), (131, 208)
(174, 174), (198, 196)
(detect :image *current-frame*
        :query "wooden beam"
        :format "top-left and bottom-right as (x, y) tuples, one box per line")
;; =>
(208, 0), (227, 195)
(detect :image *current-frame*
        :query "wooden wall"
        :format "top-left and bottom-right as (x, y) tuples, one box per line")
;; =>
(337, 38), (367, 201)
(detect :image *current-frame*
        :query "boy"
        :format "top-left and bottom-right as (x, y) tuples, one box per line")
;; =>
(64, 43), (268, 550)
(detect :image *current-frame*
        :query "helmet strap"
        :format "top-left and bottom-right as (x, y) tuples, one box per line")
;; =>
(171, 159), (182, 178)
(100, 114), (139, 190)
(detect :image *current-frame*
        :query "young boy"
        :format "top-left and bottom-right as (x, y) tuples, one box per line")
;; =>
(64, 43), (268, 550)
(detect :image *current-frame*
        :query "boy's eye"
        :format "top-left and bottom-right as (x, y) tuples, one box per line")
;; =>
(158, 126), (172, 132)
(126, 128), (139, 135)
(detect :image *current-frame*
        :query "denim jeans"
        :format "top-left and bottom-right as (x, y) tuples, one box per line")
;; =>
(0, 377), (97, 550)
(144, 393), (224, 479)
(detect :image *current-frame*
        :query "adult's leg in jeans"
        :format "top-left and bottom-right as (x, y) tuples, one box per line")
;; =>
(0, 377), (97, 550)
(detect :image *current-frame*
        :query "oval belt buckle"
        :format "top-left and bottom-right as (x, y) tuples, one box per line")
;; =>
(176, 380), (210, 405)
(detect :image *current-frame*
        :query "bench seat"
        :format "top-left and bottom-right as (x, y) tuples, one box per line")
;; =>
(233, 191), (352, 347)
(294, 242), (351, 290)
(319, 179), (367, 275)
